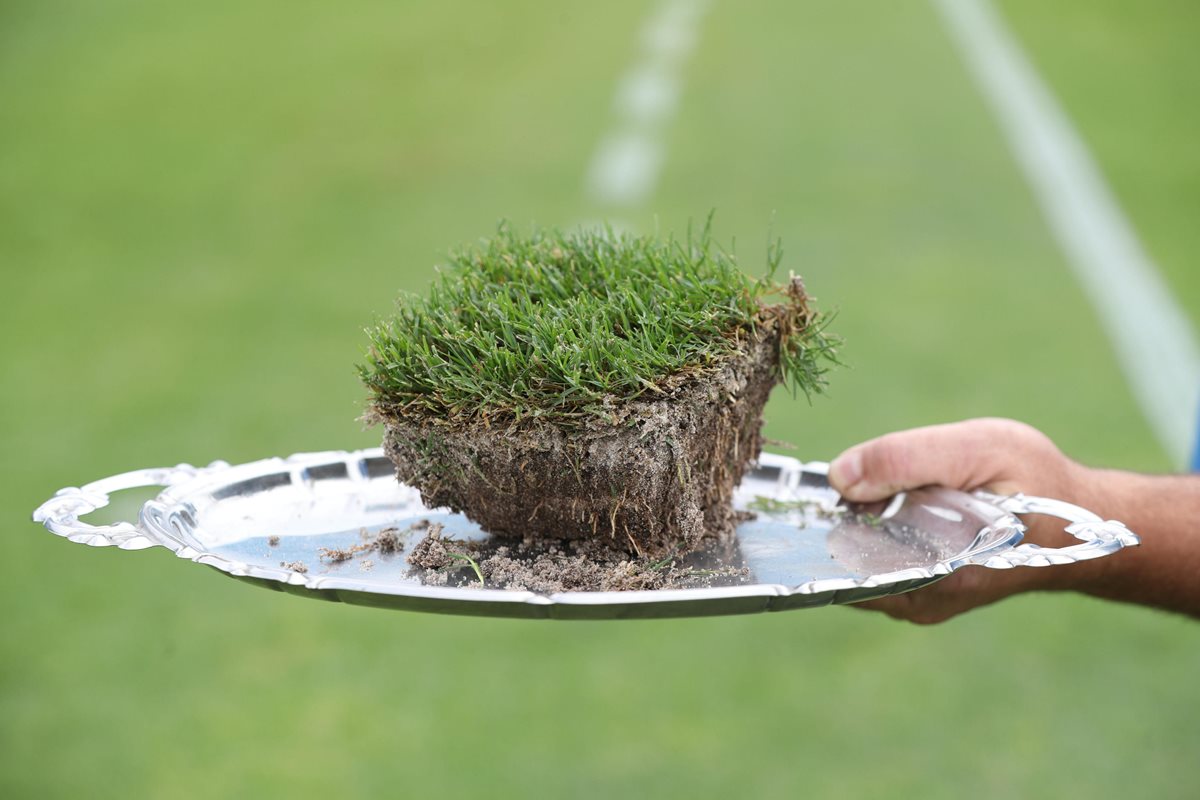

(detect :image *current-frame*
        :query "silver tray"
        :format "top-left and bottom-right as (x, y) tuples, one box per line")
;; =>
(32, 449), (1138, 620)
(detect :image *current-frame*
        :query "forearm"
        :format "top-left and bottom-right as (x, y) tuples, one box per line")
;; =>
(1049, 469), (1200, 617)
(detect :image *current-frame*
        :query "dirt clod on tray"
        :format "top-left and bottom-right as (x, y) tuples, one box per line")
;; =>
(404, 522), (452, 569)
(318, 525), (407, 564)
(405, 524), (749, 593)
(374, 527), (403, 554)
(318, 542), (372, 563)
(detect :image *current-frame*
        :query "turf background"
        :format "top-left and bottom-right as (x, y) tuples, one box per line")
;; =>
(2, 1), (1197, 797)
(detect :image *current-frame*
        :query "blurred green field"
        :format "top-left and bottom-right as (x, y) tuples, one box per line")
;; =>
(3, 1), (1199, 797)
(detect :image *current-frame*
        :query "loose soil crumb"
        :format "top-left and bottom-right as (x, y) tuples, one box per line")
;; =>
(374, 527), (403, 554)
(280, 560), (308, 574)
(267, 535), (280, 547)
(405, 524), (749, 592)
(318, 542), (373, 563)
(404, 522), (451, 569)
(319, 524), (414, 564)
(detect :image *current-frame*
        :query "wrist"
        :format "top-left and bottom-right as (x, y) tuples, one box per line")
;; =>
(1015, 461), (1117, 596)
(1044, 465), (1135, 597)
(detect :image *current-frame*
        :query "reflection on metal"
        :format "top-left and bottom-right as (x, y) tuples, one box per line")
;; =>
(33, 449), (1138, 620)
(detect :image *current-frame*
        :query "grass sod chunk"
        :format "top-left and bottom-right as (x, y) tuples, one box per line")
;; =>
(361, 222), (838, 557)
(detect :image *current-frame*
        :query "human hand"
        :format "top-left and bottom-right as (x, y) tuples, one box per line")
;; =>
(827, 418), (1095, 624)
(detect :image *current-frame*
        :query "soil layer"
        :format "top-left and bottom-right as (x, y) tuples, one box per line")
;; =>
(378, 323), (781, 557)
(405, 523), (751, 592)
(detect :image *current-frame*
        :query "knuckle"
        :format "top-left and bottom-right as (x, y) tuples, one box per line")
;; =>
(861, 434), (910, 485)
(976, 418), (1056, 454)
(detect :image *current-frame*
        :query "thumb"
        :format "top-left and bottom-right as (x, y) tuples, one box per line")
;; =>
(828, 419), (1036, 502)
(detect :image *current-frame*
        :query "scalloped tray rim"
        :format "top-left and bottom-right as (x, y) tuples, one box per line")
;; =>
(68, 448), (1031, 609)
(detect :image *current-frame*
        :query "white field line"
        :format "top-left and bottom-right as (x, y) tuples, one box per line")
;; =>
(934, 0), (1200, 467)
(585, 0), (710, 208)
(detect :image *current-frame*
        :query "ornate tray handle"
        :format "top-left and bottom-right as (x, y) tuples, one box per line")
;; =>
(969, 491), (1140, 569)
(32, 463), (223, 550)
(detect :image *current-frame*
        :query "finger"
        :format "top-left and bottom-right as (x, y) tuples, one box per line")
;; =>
(846, 594), (913, 620)
(849, 592), (961, 625)
(829, 418), (1031, 502)
(846, 596), (902, 613)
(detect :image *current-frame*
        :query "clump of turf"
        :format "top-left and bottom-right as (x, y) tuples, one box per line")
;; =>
(362, 221), (837, 556)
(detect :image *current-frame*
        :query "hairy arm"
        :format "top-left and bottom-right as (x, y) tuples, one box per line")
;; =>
(827, 418), (1200, 623)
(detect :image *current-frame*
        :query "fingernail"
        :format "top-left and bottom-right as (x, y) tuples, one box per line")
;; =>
(829, 449), (862, 493)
